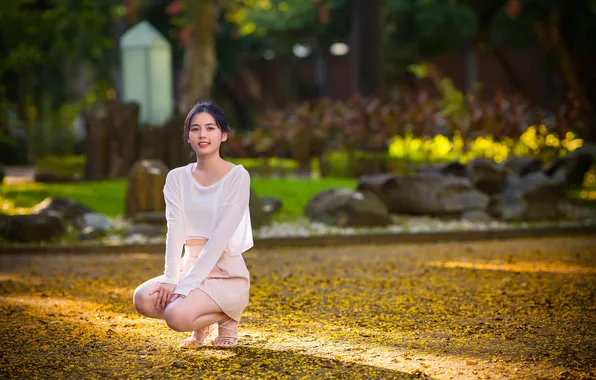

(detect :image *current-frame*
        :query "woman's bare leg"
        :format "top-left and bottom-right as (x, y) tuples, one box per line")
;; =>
(132, 276), (165, 319)
(163, 289), (228, 333)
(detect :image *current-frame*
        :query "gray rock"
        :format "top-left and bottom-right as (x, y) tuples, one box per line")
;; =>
(466, 158), (506, 195)
(488, 194), (502, 218)
(133, 211), (166, 225)
(126, 224), (165, 238)
(544, 144), (595, 187)
(78, 226), (107, 241)
(74, 212), (112, 231)
(249, 188), (272, 229)
(462, 210), (492, 222)
(0, 212), (66, 242)
(440, 161), (468, 177)
(261, 197), (283, 215)
(30, 197), (92, 221)
(357, 173), (489, 216)
(501, 156), (542, 177)
(500, 171), (568, 220)
(304, 188), (392, 227)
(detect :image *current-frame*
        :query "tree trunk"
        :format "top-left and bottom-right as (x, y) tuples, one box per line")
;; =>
(534, 11), (596, 141)
(492, 47), (528, 97)
(313, 37), (328, 98)
(351, 0), (383, 97)
(178, 1), (219, 113)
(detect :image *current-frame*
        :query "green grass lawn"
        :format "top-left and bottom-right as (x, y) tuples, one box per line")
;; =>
(0, 177), (356, 220)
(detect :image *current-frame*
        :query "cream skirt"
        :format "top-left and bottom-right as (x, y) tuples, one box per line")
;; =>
(178, 243), (250, 322)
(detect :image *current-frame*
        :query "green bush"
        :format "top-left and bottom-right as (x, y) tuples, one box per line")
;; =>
(35, 155), (86, 177)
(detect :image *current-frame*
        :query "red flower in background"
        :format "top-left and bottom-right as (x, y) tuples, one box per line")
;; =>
(506, 0), (521, 19)
(166, 0), (182, 16)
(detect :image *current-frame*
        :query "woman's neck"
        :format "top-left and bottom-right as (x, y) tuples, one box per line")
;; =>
(194, 153), (223, 171)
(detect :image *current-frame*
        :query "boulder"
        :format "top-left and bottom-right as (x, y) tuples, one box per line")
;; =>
(544, 144), (595, 187)
(488, 194), (502, 218)
(357, 173), (489, 216)
(440, 161), (468, 177)
(466, 158), (506, 195)
(249, 188), (272, 229)
(304, 188), (392, 227)
(30, 197), (92, 221)
(74, 212), (112, 231)
(462, 210), (492, 222)
(0, 212), (66, 242)
(125, 160), (169, 219)
(501, 156), (542, 177)
(499, 170), (568, 220)
(78, 226), (107, 241)
(261, 197), (283, 215)
(126, 224), (165, 238)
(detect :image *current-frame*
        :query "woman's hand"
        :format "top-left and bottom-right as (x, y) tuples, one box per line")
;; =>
(149, 282), (177, 310)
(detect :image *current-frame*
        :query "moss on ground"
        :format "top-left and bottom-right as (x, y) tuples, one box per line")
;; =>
(1, 236), (595, 379)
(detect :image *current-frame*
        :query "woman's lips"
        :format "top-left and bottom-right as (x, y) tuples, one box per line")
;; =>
(198, 142), (209, 148)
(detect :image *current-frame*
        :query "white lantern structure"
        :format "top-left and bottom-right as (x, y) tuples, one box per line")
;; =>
(120, 21), (173, 126)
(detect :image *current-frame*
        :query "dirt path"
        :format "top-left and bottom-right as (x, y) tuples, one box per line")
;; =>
(1, 236), (595, 379)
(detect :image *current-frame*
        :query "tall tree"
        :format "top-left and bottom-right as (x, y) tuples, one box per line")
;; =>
(165, 0), (220, 113)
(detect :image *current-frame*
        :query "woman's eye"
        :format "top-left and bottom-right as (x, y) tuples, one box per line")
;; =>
(208, 127), (215, 131)
(191, 127), (198, 131)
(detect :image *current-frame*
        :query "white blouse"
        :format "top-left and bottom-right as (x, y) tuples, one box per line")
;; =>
(160, 163), (253, 296)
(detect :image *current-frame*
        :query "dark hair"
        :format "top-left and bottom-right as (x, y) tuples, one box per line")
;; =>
(183, 101), (230, 143)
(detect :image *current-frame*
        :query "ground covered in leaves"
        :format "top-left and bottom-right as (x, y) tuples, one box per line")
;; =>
(1, 236), (595, 379)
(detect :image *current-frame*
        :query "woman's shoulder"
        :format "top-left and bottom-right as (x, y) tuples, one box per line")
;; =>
(224, 162), (250, 179)
(165, 164), (192, 183)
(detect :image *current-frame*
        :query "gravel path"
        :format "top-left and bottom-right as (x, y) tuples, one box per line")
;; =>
(1, 235), (595, 379)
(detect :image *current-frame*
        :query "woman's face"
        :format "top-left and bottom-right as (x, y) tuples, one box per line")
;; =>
(188, 112), (227, 156)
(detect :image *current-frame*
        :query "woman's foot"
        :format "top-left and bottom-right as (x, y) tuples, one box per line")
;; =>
(212, 319), (239, 347)
(179, 323), (217, 349)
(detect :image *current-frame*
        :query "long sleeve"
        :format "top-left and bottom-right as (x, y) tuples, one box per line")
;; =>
(161, 170), (185, 285)
(174, 168), (250, 296)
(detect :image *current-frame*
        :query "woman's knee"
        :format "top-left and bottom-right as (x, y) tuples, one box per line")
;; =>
(133, 284), (154, 316)
(163, 306), (191, 332)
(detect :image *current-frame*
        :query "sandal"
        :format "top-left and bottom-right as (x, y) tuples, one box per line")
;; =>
(179, 323), (217, 349)
(212, 319), (239, 348)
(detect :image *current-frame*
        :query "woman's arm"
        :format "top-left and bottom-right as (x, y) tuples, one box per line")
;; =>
(161, 169), (185, 285)
(173, 168), (250, 297)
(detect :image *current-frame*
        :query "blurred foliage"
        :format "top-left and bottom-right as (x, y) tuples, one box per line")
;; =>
(227, 88), (587, 175)
(2, 0), (596, 163)
(35, 155), (87, 177)
(226, 0), (350, 45)
(0, 0), (123, 164)
(388, 126), (584, 164)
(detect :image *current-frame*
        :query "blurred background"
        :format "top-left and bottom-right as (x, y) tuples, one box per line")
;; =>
(1, 0), (595, 173)
(1, 0), (596, 244)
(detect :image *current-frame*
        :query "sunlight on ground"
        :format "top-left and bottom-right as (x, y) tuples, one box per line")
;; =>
(426, 260), (596, 274)
(1, 235), (595, 379)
